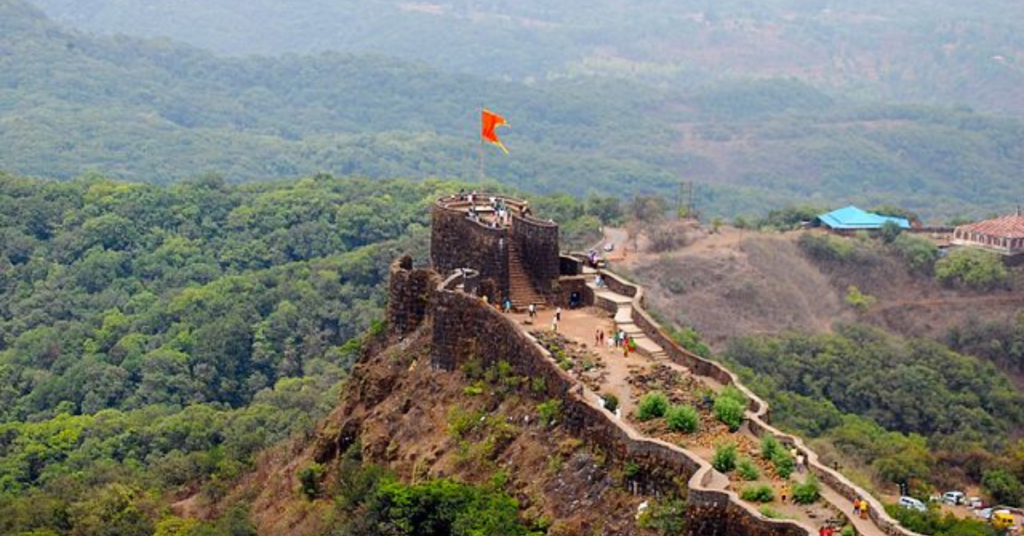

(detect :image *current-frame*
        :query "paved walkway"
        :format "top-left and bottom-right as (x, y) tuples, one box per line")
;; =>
(510, 274), (889, 536)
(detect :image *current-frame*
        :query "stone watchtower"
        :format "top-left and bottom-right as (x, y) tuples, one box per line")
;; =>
(431, 194), (560, 308)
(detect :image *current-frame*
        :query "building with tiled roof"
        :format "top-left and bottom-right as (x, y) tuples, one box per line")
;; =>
(952, 210), (1024, 256)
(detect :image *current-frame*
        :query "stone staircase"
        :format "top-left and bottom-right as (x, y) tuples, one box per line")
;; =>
(589, 281), (669, 362)
(508, 241), (546, 310)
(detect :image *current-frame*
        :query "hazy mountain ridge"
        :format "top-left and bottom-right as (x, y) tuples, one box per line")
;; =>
(25, 0), (1024, 115)
(3, 0), (1024, 219)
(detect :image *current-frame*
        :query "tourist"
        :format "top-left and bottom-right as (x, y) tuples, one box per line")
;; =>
(629, 336), (637, 353)
(852, 498), (861, 515)
(859, 500), (868, 519)
(528, 303), (536, 319)
(552, 316), (559, 333)
(555, 307), (562, 323)
(503, 296), (512, 314)
(595, 329), (602, 347)
(781, 485), (790, 504)
(796, 453), (806, 473)
(613, 330), (620, 348)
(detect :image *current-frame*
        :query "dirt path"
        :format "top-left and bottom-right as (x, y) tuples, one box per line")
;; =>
(508, 277), (890, 536)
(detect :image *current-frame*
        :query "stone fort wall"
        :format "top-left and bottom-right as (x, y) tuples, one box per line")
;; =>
(430, 202), (510, 302)
(387, 259), (811, 536)
(430, 196), (561, 302)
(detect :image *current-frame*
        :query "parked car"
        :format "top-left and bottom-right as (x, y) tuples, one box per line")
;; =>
(975, 508), (994, 521)
(943, 491), (965, 505)
(603, 242), (615, 252)
(968, 496), (984, 509)
(899, 496), (928, 512)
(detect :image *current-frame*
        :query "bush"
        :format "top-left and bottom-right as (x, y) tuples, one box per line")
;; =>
(638, 391), (669, 421)
(665, 405), (700, 434)
(936, 248), (1009, 290)
(714, 396), (745, 431)
(759, 506), (785, 519)
(737, 458), (760, 481)
(892, 234), (939, 273)
(713, 443), (738, 473)
(637, 498), (687, 535)
(792, 475), (821, 504)
(601, 393), (619, 413)
(537, 399), (562, 426)
(982, 468), (1024, 507)
(298, 462), (325, 499)
(771, 450), (795, 479)
(760, 435), (783, 460)
(741, 484), (775, 503)
(845, 285), (877, 312)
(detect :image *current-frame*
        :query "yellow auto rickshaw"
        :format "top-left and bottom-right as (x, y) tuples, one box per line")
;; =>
(992, 510), (1015, 532)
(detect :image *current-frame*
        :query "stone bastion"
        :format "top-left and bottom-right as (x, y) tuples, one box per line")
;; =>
(380, 197), (925, 536)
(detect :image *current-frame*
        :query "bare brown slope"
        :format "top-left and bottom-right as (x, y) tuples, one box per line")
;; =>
(221, 325), (657, 536)
(630, 232), (845, 348)
(625, 228), (1024, 348)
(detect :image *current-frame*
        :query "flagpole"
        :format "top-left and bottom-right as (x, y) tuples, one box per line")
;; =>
(478, 106), (486, 184)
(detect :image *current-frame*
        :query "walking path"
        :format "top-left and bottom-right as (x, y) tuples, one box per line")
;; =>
(511, 272), (892, 536)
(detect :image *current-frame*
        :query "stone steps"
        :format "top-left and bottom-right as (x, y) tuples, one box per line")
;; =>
(508, 241), (545, 309)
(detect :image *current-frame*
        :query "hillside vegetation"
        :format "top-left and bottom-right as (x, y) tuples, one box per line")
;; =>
(26, 0), (1024, 116)
(0, 172), (610, 536)
(2, 0), (1024, 218)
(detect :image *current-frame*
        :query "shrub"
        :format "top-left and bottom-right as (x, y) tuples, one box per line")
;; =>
(759, 506), (786, 519)
(840, 526), (855, 536)
(771, 450), (795, 479)
(637, 498), (686, 535)
(760, 435), (782, 460)
(712, 443), (738, 473)
(297, 462), (324, 499)
(936, 248), (1009, 290)
(665, 405), (700, 434)
(741, 485), (775, 503)
(892, 234), (939, 273)
(792, 475), (821, 505)
(714, 396), (745, 431)
(845, 285), (877, 312)
(638, 391), (669, 421)
(537, 399), (562, 426)
(983, 468), (1024, 507)
(601, 393), (619, 413)
(737, 458), (760, 481)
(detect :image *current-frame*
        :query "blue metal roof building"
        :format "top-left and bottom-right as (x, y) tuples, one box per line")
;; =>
(817, 206), (911, 231)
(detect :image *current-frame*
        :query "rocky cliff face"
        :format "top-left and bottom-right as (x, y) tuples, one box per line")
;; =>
(234, 325), (662, 536)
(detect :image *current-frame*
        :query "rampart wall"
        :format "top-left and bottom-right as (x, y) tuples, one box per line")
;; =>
(598, 270), (924, 536)
(387, 260), (812, 536)
(430, 202), (509, 303)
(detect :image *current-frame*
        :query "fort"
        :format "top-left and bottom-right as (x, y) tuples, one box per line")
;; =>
(388, 193), (923, 536)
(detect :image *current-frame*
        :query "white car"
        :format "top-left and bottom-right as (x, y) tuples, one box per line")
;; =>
(899, 496), (927, 512)
(943, 491), (965, 505)
(603, 243), (615, 252)
(975, 508), (994, 520)
(968, 496), (983, 509)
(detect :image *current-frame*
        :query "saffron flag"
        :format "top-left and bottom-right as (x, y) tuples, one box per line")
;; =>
(481, 109), (510, 154)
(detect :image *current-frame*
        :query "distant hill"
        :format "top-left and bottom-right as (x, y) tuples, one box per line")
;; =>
(3, 0), (1024, 219)
(25, 0), (1024, 116)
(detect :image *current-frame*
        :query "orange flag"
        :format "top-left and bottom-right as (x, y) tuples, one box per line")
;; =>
(481, 109), (510, 154)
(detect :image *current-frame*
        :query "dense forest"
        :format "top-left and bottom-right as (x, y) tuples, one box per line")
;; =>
(3, 0), (1024, 220)
(25, 0), (1024, 116)
(0, 172), (604, 536)
(725, 323), (1024, 505)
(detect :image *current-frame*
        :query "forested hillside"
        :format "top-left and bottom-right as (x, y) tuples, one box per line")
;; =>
(26, 0), (1024, 116)
(3, 0), (1024, 219)
(0, 172), (605, 535)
